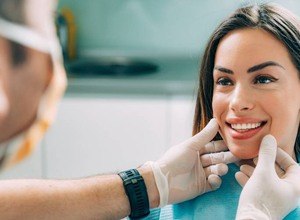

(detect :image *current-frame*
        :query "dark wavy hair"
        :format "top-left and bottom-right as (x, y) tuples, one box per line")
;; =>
(193, 3), (300, 161)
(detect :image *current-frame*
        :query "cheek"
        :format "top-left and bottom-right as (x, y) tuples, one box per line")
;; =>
(212, 92), (229, 144)
(212, 92), (228, 126)
(212, 93), (223, 119)
(266, 95), (300, 150)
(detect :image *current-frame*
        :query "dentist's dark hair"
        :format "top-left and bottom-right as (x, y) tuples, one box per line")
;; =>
(193, 3), (300, 160)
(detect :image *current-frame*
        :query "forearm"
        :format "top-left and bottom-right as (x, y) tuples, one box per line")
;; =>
(0, 176), (127, 220)
(0, 165), (159, 220)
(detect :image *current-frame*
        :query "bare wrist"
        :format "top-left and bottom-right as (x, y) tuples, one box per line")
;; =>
(137, 164), (160, 208)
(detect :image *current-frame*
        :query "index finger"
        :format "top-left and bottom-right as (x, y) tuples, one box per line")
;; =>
(203, 140), (228, 154)
(188, 118), (219, 150)
(276, 147), (297, 171)
(201, 151), (239, 167)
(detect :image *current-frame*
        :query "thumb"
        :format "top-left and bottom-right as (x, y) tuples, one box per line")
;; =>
(189, 118), (219, 150)
(256, 134), (277, 172)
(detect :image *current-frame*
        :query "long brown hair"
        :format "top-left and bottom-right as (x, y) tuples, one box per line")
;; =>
(193, 3), (300, 159)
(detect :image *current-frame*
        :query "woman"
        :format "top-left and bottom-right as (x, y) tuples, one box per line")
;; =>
(194, 3), (300, 162)
(151, 3), (300, 219)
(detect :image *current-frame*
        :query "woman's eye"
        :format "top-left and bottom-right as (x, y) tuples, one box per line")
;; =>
(216, 77), (233, 86)
(254, 75), (278, 84)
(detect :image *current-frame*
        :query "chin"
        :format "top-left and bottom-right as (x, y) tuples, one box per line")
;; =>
(227, 142), (259, 159)
(220, 132), (261, 159)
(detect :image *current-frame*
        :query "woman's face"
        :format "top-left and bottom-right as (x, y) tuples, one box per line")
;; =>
(212, 28), (300, 159)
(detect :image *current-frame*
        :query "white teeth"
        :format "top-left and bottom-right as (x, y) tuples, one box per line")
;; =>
(231, 123), (262, 130)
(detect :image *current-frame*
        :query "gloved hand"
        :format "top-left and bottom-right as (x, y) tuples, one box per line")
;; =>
(147, 118), (238, 207)
(236, 135), (300, 220)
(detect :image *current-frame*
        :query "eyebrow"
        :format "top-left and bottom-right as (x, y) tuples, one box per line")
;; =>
(214, 61), (285, 74)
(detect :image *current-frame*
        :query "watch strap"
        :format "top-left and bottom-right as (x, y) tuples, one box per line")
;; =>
(118, 169), (150, 219)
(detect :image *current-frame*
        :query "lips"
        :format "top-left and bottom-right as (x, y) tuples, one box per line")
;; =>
(225, 118), (267, 140)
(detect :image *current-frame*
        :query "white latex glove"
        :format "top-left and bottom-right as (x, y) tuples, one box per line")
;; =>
(147, 118), (238, 207)
(236, 135), (300, 220)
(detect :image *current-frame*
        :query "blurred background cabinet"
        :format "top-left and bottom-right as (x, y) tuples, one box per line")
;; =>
(43, 95), (194, 179)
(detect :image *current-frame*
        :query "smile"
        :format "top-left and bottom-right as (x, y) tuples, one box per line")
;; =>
(225, 121), (267, 139)
(230, 122), (265, 132)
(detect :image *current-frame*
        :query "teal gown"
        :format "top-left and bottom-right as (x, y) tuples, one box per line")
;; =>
(142, 162), (300, 220)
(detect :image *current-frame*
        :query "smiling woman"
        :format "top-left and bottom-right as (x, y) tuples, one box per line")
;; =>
(193, 3), (300, 161)
(213, 28), (300, 160)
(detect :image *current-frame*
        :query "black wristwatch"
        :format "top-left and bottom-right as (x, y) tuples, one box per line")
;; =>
(118, 169), (150, 219)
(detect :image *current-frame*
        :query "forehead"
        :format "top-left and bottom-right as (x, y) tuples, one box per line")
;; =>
(214, 28), (292, 69)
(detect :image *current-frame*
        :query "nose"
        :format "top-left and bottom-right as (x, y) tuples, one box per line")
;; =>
(229, 84), (255, 113)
